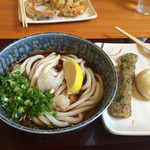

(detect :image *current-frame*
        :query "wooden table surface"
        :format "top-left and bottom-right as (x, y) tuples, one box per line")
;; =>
(0, 0), (150, 39)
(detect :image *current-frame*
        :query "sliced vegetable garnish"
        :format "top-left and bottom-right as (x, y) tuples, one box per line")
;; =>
(0, 70), (56, 122)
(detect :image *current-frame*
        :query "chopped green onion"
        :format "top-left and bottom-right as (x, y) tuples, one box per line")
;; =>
(0, 71), (56, 122)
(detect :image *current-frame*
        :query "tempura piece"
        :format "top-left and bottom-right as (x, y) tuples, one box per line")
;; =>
(109, 53), (138, 118)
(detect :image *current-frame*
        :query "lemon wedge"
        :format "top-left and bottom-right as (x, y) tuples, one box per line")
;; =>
(63, 59), (83, 94)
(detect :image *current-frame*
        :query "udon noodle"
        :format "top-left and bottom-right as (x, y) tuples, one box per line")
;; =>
(11, 52), (103, 128)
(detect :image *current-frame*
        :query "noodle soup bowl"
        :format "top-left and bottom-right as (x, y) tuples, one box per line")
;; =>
(0, 33), (117, 134)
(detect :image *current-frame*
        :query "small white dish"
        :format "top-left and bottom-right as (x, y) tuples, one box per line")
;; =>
(19, 0), (97, 24)
(95, 42), (150, 136)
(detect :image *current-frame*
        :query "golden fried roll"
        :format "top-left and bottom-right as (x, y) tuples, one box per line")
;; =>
(109, 53), (138, 118)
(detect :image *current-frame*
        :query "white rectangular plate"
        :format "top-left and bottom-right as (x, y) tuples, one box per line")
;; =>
(20, 0), (97, 24)
(95, 42), (150, 136)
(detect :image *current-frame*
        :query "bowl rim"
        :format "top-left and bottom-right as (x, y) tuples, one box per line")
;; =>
(0, 32), (118, 134)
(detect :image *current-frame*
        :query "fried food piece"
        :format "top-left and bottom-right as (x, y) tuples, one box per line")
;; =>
(109, 53), (138, 118)
(25, 0), (59, 20)
(50, 0), (88, 17)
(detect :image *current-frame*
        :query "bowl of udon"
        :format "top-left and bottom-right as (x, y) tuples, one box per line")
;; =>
(0, 33), (117, 134)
